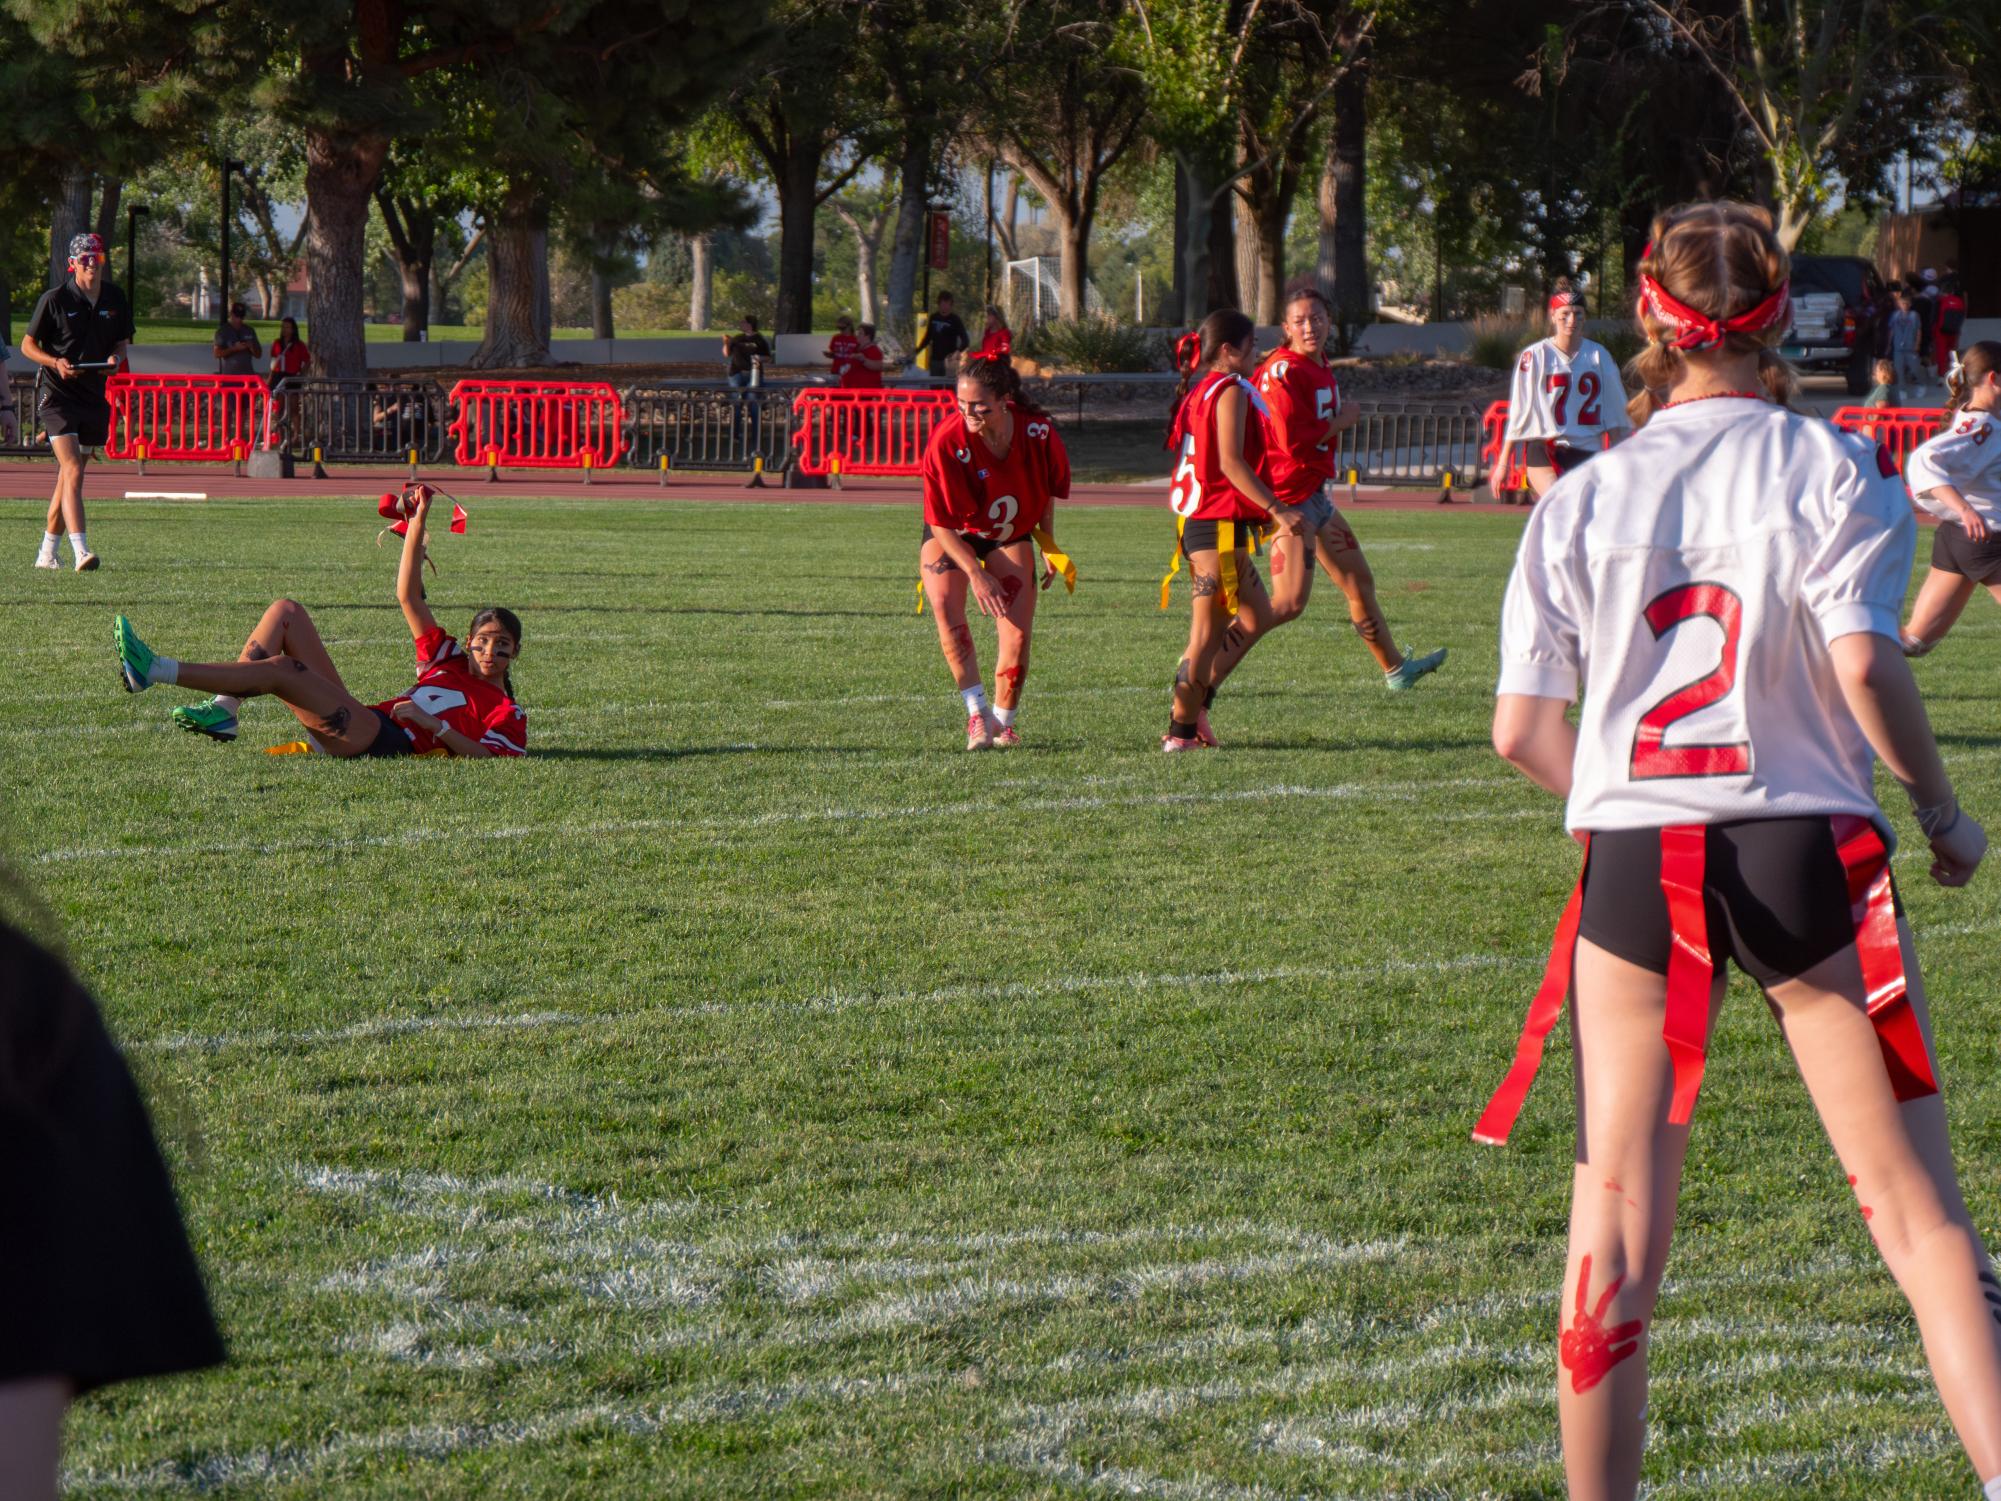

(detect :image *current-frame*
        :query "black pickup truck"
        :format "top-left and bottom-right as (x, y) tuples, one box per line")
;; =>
(1779, 255), (1887, 395)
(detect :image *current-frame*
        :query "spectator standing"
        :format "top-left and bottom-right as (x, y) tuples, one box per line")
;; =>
(824, 316), (860, 384)
(22, 233), (132, 572)
(910, 292), (969, 378)
(846, 323), (886, 390)
(1937, 275), (1968, 380)
(1917, 268), (1941, 372)
(722, 315), (773, 448)
(212, 303), (261, 375)
(0, 341), (18, 447)
(978, 305), (1013, 362)
(1888, 289), (1922, 395)
(268, 317), (310, 384)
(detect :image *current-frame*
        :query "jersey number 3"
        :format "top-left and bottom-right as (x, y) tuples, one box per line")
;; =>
(1630, 581), (1750, 779)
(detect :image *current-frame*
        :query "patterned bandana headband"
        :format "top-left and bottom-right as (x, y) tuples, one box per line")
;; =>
(1639, 273), (1792, 352)
(68, 232), (106, 264)
(1548, 289), (1583, 313)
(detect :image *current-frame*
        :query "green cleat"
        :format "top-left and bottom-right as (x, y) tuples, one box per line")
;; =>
(114, 615), (155, 693)
(172, 700), (239, 742)
(1385, 646), (1448, 692)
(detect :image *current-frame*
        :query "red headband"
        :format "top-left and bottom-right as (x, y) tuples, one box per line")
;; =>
(1173, 331), (1202, 372)
(1639, 273), (1792, 352)
(1548, 290), (1583, 313)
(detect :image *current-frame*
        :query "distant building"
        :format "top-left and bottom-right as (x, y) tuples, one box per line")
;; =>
(1878, 178), (2000, 314)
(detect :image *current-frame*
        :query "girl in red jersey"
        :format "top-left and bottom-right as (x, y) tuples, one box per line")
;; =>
(1161, 309), (1292, 751)
(1252, 287), (1446, 692)
(977, 305), (1012, 362)
(918, 354), (1072, 750)
(1483, 201), (2000, 1501)
(112, 487), (526, 758)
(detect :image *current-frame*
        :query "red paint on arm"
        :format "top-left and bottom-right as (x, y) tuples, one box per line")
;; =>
(1848, 1174), (1875, 1221)
(1560, 1253), (1645, 1394)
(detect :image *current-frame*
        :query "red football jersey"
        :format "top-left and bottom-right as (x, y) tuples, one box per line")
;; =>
(979, 327), (1012, 360)
(1166, 371), (1272, 522)
(825, 332), (861, 383)
(1254, 348), (1341, 503)
(373, 628), (528, 757)
(920, 403), (1069, 542)
(845, 342), (884, 389)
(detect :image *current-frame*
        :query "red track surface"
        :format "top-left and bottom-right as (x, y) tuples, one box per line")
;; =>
(0, 460), (1524, 513)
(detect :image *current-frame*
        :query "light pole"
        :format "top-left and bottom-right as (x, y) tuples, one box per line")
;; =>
(220, 158), (245, 316)
(126, 204), (148, 313)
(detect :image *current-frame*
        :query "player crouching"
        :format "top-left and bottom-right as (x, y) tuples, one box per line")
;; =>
(112, 487), (525, 758)
(1481, 201), (2000, 1500)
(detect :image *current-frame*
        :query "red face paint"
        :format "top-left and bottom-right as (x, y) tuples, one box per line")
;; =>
(1560, 1253), (1644, 1395)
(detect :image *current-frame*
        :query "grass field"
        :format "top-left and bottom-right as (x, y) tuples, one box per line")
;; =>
(8, 493), (2001, 1497)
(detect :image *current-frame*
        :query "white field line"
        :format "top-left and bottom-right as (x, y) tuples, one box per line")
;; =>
(130, 951), (1530, 1054)
(32, 777), (1517, 866)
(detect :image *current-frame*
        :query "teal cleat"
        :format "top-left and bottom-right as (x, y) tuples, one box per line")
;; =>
(114, 615), (155, 693)
(1385, 646), (1448, 692)
(172, 700), (239, 742)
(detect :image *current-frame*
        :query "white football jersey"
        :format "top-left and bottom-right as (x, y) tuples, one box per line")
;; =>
(1905, 409), (2001, 527)
(1498, 397), (1915, 833)
(1502, 338), (1633, 449)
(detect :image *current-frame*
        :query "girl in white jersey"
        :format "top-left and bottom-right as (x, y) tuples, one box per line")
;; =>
(1901, 341), (2001, 657)
(1501, 280), (1633, 500)
(1482, 202), (1997, 1501)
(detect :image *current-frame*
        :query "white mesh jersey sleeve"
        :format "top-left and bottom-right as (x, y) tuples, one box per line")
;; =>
(1799, 440), (1918, 644)
(1497, 501), (1585, 702)
(1591, 343), (1634, 432)
(1502, 344), (1546, 443)
(1905, 412), (2001, 526)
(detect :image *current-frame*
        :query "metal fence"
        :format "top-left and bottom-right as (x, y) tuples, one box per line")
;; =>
(1335, 399), (1491, 487)
(621, 384), (797, 474)
(270, 376), (451, 468)
(1, 371), (38, 456)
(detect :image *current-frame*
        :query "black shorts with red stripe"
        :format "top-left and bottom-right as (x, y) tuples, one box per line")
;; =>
(1526, 438), (1593, 475)
(1577, 815), (1899, 988)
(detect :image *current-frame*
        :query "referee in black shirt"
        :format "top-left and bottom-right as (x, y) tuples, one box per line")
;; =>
(22, 233), (133, 572)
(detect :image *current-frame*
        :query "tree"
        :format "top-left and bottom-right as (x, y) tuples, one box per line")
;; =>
(829, 180), (897, 323)
(980, 0), (1150, 320)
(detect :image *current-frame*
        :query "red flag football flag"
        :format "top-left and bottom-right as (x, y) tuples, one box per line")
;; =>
(450, 503), (468, 534)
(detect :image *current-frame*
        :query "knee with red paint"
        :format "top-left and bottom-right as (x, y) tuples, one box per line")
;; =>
(996, 661), (1027, 709)
(1561, 1249), (1647, 1396)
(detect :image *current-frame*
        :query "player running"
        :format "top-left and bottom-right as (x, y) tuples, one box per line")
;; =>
(1900, 342), (2001, 659)
(918, 353), (1073, 750)
(1161, 310), (1292, 751)
(22, 233), (133, 572)
(1480, 201), (2001, 1501)
(1500, 278), (1632, 501)
(1252, 286), (1446, 693)
(111, 486), (526, 758)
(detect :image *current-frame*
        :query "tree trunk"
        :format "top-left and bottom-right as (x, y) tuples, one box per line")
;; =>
(1175, 150), (1216, 322)
(1166, 157), (1190, 327)
(689, 232), (712, 330)
(885, 125), (932, 343)
(471, 189), (552, 368)
(855, 235), (879, 325)
(399, 258), (432, 340)
(1323, 43), (1370, 337)
(774, 140), (822, 335)
(49, 167), (92, 289)
(1057, 204), (1091, 320)
(304, 128), (389, 380)
(94, 178), (123, 253)
(591, 266), (614, 339)
(1233, 189), (1263, 322)
(1206, 183), (1239, 314)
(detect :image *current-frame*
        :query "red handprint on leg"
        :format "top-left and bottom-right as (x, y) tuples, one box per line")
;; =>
(1560, 1253), (1644, 1395)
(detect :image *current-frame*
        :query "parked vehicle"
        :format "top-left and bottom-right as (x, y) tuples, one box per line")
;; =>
(1780, 255), (1886, 395)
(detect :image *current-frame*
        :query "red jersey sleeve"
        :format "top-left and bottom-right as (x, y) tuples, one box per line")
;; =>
(414, 627), (458, 669)
(479, 699), (528, 757)
(920, 426), (977, 531)
(1041, 421), (1071, 503)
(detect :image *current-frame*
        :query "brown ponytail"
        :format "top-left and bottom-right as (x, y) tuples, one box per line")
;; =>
(1164, 309), (1256, 446)
(1944, 340), (2001, 421)
(1625, 201), (1798, 428)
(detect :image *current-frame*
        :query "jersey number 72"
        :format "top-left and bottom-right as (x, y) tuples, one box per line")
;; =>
(1546, 372), (1602, 428)
(1630, 581), (1750, 779)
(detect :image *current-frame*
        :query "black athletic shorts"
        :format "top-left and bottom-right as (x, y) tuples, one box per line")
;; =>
(1179, 515), (1268, 555)
(361, 707), (415, 757)
(39, 396), (109, 448)
(1930, 520), (2001, 584)
(919, 523), (1014, 561)
(1526, 439), (1592, 474)
(1576, 816), (1898, 989)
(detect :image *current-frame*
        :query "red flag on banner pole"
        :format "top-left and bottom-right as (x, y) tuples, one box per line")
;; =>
(927, 211), (950, 272)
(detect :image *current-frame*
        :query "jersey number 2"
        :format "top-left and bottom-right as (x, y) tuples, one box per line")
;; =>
(1629, 581), (1750, 779)
(1546, 372), (1601, 427)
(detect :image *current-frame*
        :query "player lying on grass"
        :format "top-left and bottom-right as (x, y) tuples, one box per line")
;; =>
(112, 487), (526, 758)
(918, 353), (1073, 751)
(1250, 286), (1445, 696)
(1482, 200), (2000, 1501)
(1899, 341), (2001, 658)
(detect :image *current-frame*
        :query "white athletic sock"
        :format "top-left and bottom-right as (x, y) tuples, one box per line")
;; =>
(961, 684), (989, 717)
(36, 531), (58, 563)
(212, 694), (241, 715)
(993, 705), (1016, 728)
(1982, 1475), (2001, 1501)
(150, 656), (180, 686)
(68, 530), (87, 559)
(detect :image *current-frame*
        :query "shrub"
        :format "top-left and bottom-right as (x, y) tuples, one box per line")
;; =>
(1016, 315), (1165, 373)
(1464, 313), (1540, 371)
(1592, 320), (1645, 368)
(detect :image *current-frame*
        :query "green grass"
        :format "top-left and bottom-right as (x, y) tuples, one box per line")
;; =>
(8, 497), (2001, 1497)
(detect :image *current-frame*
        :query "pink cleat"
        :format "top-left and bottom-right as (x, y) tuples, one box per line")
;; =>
(966, 713), (994, 751)
(1195, 706), (1218, 748)
(992, 724), (1022, 749)
(1161, 734), (1203, 753)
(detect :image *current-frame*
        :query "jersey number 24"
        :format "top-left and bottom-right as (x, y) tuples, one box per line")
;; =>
(1630, 581), (1750, 779)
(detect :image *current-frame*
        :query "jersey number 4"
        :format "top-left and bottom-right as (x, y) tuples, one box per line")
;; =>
(410, 685), (469, 718)
(1546, 372), (1601, 427)
(1630, 581), (1750, 779)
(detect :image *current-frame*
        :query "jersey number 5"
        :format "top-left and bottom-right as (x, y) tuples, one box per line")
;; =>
(1169, 437), (1202, 518)
(1546, 372), (1601, 428)
(1630, 581), (1750, 779)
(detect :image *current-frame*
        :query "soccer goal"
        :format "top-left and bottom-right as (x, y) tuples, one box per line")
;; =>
(1001, 257), (1107, 328)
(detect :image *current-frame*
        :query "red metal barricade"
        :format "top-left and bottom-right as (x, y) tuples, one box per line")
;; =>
(1479, 401), (1526, 496)
(792, 388), (954, 476)
(103, 374), (274, 463)
(447, 381), (627, 472)
(1829, 406), (1944, 473)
